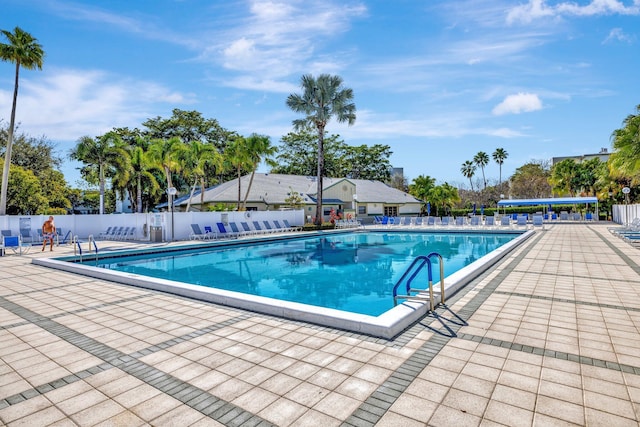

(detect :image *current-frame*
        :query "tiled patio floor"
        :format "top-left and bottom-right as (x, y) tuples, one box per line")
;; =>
(1, 223), (639, 426)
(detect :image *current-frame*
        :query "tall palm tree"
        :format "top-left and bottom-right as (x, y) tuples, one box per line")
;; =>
(473, 151), (490, 189)
(182, 140), (222, 212)
(223, 136), (252, 210)
(70, 132), (129, 214)
(147, 137), (185, 214)
(609, 105), (640, 185)
(286, 74), (356, 225)
(492, 148), (508, 185)
(242, 133), (277, 210)
(461, 161), (476, 191)
(128, 140), (161, 213)
(0, 27), (45, 215)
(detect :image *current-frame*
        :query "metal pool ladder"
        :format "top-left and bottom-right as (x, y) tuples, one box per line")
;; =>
(73, 234), (99, 262)
(393, 252), (445, 311)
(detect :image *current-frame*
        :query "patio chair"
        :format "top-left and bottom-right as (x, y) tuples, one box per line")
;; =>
(283, 219), (302, 231)
(484, 216), (495, 227)
(190, 224), (209, 240)
(240, 222), (258, 235)
(99, 226), (113, 239)
(216, 222), (238, 238)
(228, 222), (247, 237)
(469, 216), (480, 227)
(272, 220), (288, 232)
(500, 216), (512, 227)
(1, 235), (31, 256)
(252, 221), (270, 234)
(262, 221), (279, 233)
(532, 215), (544, 229)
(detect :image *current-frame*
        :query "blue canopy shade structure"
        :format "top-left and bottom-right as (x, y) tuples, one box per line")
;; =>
(497, 196), (598, 207)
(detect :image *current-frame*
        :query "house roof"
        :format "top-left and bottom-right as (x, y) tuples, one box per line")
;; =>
(172, 173), (423, 207)
(497, 197), (598, 207)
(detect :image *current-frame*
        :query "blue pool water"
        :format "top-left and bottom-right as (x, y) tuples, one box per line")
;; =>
(87, 231), (518, 316)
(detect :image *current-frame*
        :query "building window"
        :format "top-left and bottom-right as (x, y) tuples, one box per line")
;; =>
(384, 206), (398, 217)
(358, 205), (367, 215)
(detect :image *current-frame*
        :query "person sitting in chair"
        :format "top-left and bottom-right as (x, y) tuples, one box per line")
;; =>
(42, 216), (56, 251)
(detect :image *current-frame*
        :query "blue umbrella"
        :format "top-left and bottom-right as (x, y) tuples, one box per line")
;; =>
(472, 203), (476, 215)
(481, 205), (484, 216)
(426, 202), (431, 215)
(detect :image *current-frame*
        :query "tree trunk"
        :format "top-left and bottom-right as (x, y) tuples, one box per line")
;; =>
(137, 174), (143, 213)
(315, 127), (325, 225)
(0, 62), (21, 215)
(186, 177), (198, 212)
(242, 167), (257, 210)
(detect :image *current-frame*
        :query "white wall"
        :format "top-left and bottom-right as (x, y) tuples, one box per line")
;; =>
(0, 209), (305, 242)
(613, 204), (640, 225)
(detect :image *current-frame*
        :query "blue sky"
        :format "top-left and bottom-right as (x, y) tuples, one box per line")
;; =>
(1, 0), (639, 189)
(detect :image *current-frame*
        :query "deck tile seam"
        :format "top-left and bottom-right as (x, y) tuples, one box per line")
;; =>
(0, 295), (272, 425)
(341, 229), (546, 426)
(456, 332), (640, 375)
(492, 291), (640, 312)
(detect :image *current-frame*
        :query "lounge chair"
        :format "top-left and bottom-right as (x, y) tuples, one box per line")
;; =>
(283, 219), (302, 231)
(228, 222), (247, 237)
(216, 222), (238, 238)
(532, 215), (544, 228)
(516, 215), (528, 228)
(484, 216), (495, 227)
(190, 224), (210, 240)
(252, 221), (270, 234)
(99, 226), (113, 239)
(273, 220), (292, 232)
(106, 226), (123, 240)
(1, 235), (31, 255)
(500, 216), (512, 227)
(262, 221), (280, 233)
(469, 216), (480, 227)
(115, 226), (130, 240)
(455, 217), (466, 227)
(240, 222), (258, 235)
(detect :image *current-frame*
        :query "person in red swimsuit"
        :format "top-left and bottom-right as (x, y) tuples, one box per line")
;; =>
(42, 216), (56, 251)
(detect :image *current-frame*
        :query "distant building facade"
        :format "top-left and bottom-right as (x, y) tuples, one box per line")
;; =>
(552, 148), (611, 166)
(163, 173), (424, 221)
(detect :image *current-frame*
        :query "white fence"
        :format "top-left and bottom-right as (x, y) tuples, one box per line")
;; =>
(0, 210), (305, 243)
(613, 204), (640, 226)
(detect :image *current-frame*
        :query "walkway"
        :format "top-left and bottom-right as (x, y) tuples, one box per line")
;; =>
(0, 223), (639, 426)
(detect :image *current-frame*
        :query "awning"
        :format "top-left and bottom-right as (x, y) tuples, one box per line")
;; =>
(497, 197), (598, 207)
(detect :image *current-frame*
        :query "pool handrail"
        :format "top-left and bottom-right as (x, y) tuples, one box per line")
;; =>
(393, 251), (445, 310)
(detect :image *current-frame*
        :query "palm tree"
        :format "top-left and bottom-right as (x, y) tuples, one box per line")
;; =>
(147, 137), (185, 214)
(473, 151), (489, 189)
(242, 133), (277, 210)
(0, 27), (45, 215)
(286, 74), (356, 225)
(461, 161), (476, 191)
(223, 136), (252, 210)
(492, 148), (508, 185)
(70, 132), (129, 214)
(182, 141), (222, 212)
(609, 105), (640, 185)
(128, 140), (161, 213)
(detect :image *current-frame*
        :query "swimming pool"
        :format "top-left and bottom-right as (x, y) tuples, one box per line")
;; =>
(35, 229), (533, 338)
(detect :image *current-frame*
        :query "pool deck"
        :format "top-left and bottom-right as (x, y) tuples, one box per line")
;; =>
(1, 223), (639, 426)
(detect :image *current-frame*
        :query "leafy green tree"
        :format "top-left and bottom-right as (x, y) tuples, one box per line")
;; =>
(341, 144), (392, 181)
(286, 74), (356, 225)
(39, 169), (71, 211)
(0, 160), (47, 214)
(142, 109), (230, 150)
(128, 141), (162, 213)
(492, 148), (508, 185)
(409, 175), (436, 214)
(429, 183), (460, 216)
(242, 134), (277, 210)
(550, 159), (578, 196)
(182, 140), (222, 211)
(473, 151), (489, 189)
(461, 160), (476, 191)
(223, 136), (253, 210)
(70, 132), (129, 214)
(510, 160), (551, 198)
(609, 104), (640, 185)
(147, 137), (186, 213)
(0, 26), (45, 215)
(272, 126), (344, 176)
(0, 125), (62, 172)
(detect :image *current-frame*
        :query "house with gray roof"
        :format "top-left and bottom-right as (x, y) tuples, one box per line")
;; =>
(170, 173), (423, 222)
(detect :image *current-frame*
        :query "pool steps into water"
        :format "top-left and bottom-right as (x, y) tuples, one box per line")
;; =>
(393, 252), (445, 311)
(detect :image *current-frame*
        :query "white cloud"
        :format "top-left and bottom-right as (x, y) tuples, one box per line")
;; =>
(492, 93), (543, 115)
(507, 0), (640, 24)
(0, 68), (195, 141)
(603, 27), (635, 43)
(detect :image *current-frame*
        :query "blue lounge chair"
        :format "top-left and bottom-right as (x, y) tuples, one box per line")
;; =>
(1, 235), (30, 255)
(190, 224), (210, 240)
(216, 222), (238, 238)
(228, 222), (246, 237)
(252, 221), (269, 234)
(470, 216), (480, 227)
(532, 215), (544, 228)
(500, 216), (511, 227)
(240, 222), (257, 235)
(283, 219), (302, 231)
(484, 216), (495, 227)
(262, 221), (279, 233)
